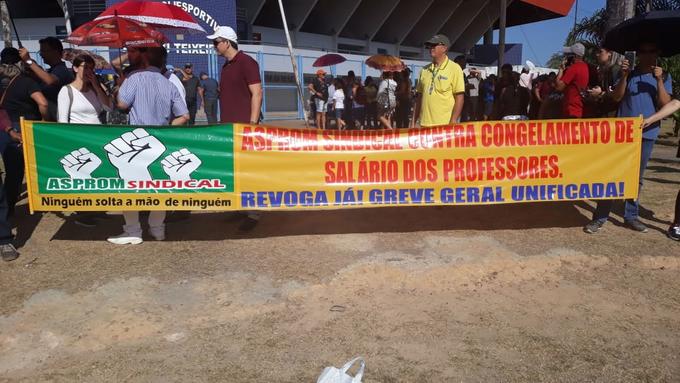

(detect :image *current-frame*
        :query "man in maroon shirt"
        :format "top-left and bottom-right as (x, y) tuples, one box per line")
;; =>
(209, 26), (263, 231)
(555, 42), (589, 118)
(208, 26), (263, 124)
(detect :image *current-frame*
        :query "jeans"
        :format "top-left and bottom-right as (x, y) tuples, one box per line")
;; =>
(592, 138), (655, 222)
(186, 98), (198, 125)
(204, 98), (218, 124)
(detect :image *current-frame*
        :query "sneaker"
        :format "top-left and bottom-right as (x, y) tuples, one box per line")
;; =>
(149, 228), (165, 241)
(668, 225), (680, 241)
(0, 244), (19, 261)
(107, 232), (143, 245)
(583, 219), (605, 234)
(238, 217), (259, 232)
(624, 219), (648, 233)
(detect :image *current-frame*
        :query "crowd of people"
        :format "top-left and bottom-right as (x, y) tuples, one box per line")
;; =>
(0, 26), (263, 260)
(307, 67), (417, 130)
(306, 35), (680, 242)
(0, 26), (677, 260)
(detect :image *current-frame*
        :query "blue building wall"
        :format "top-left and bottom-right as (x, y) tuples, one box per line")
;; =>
(469, 44), (523, 66)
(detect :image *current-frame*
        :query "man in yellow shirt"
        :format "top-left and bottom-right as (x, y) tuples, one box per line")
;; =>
(412, 34), (465, 127)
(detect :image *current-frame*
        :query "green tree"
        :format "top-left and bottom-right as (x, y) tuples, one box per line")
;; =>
(550, 1), (680, 96)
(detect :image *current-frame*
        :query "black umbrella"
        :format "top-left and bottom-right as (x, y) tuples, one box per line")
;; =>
(603, 10), (680, 57)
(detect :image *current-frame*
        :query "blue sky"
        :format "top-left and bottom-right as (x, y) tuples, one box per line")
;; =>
(491, 0), (606, 66)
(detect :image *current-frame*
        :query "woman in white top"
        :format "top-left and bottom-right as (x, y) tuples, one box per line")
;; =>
(377, 71), (397, 129)
(332, 78), (346, 130)
(57, 55), (112, 124)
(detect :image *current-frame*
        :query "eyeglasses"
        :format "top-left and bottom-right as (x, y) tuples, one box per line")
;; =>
(424, 43), (444, 50)
(213, 39), (226, 47)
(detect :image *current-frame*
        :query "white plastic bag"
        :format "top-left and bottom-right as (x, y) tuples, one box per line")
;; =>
(316, 357), (365, 383)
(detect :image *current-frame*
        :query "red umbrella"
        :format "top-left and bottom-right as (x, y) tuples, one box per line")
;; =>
(66, 16), (167, 48)
(95, 0), (205, 33)
(313, 53), (346, 67)
(365, 54), (406, 72)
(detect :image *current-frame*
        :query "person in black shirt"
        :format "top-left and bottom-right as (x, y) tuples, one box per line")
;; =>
(308, 69), (329, 129)
(19, 37), (73, 121)
(0, 48), (49, 218)
(181, 63), (202, 125)
(199, 72), (219, 124)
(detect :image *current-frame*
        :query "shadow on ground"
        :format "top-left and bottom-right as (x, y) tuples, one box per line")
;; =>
(45, 201), (596, 242)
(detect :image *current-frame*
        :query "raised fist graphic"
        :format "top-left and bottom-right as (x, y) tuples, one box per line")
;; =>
(104, 128), (166, 181)
(60, 148), (102, 179)
(161, 148), (202, 180)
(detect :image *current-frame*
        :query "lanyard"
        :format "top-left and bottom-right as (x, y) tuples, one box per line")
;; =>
(428, 58), (448, 95)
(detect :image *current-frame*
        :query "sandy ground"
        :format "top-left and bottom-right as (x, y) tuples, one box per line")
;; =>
(0, 127), (679, 382)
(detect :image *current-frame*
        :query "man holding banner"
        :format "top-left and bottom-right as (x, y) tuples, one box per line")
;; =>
(584, 41), (673, 234)
(209, 26), (263, 231)
(107, 47), (189, 245)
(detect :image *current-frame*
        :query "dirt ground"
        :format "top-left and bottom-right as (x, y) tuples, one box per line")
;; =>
(1, 127), (679, 382)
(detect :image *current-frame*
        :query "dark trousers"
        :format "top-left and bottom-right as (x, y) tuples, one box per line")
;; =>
(3, 144), (23, 217)
(0, 143), (16, 245)
(204, 98), (218, 124)
(592, 138), (655, 222)
(0, 175), (12, 245)
(468, 96), (479, 121)
(395, 101), (410, 128)
(186, 98), (198, 125)
(353, 106), (365, 129)
(366, 102), (378, 129)
(673, 189), (680, 225)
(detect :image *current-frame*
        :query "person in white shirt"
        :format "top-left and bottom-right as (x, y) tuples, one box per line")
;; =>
(57, 54), (113, 228)
(326, 81), (335, 128)
(519, 67), (536, 89)
(377, 71), (397, 129)
(332, 78), (346, 130)
(57, 55), (112, 123)
(166, 66), (186, 100)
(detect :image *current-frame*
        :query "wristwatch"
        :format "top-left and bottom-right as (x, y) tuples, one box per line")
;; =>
(25, 59), (33, 66)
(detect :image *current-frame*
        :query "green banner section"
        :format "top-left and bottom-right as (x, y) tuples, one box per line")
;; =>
(32, 123), (235, 194)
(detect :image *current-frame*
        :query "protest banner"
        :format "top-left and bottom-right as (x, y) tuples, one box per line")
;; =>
(21, 117), (642, 213)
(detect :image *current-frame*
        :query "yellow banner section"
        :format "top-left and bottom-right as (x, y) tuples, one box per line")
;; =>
(23, 118), (642, 212)
(235, 117), (641, 210)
